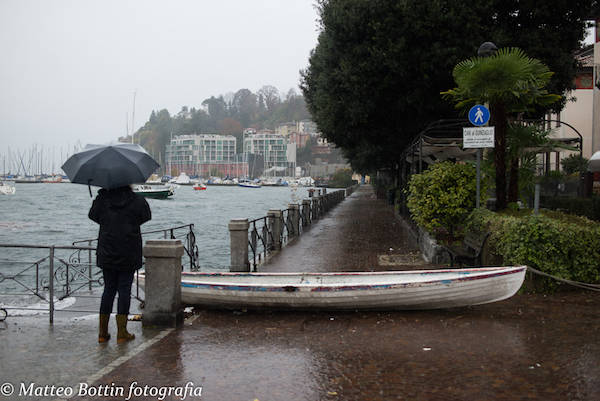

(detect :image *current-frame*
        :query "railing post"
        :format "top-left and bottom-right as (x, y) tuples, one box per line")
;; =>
(288, 203), (300, 238)
(267, 210), (283, 250)
(88, 240), (93, 291)
(49, 246), (54, 324)
(142, 239), (184, 327)
(229, 218), (250, 272)
(302, 199), (311, 227)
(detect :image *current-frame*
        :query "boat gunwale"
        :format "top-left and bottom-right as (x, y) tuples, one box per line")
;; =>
(139, 266), (527, 293)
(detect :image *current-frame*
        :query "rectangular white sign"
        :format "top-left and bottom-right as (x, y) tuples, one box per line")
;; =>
(463, 127), (495, 148)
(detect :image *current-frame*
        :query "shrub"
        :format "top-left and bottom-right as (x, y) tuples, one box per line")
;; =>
(407, 161), (486, 238)
(560, 154), (589, 175)
(466, 208), (600, 290)
(329, 168), (355, 188)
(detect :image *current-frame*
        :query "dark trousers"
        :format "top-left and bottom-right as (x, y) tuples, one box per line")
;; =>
(100, 268), (135, 315)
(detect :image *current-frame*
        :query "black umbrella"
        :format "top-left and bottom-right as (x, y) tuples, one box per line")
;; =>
(61, 143), (160, 194)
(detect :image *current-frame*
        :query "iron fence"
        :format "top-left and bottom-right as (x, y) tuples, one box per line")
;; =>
(0, 224), (199, 323)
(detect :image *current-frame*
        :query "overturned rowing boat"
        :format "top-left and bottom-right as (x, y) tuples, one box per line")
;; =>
(138, 266), (526, 310)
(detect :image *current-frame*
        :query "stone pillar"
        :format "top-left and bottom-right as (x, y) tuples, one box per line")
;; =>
(302, 199), (311, 227)
(311, 197), (319, 220)
(288, 203), (300, 238)
(267, 209), (282, 250)
(142, 239), (184, 328)
(229, 218), (250, 272)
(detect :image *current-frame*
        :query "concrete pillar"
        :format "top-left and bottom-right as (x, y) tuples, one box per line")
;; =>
(311, 197), (319, 220)
(302, 199), (311, 227)
(288, 203), (300, 237)
(229, 218), (250, 272)
(142, 239), (184, 328)
(267, 209), (282, 250)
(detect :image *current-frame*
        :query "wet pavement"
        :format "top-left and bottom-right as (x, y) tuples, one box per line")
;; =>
(2, 185), (599, 401)
(261, 185), (430, 273)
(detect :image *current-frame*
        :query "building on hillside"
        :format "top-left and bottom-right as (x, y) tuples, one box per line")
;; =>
(166, 134), (247, 177)
(276, 122), (296, 137)
(288, 131), (311, 148)
(297, 119), (318, 134)
(243, 132), (292, 176)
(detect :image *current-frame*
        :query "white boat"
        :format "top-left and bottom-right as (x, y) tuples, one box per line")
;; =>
(0, 181), (16, 195)
(172, 172), (192, 185)
(137, 266), (526, 310)
(238, 180), (261, 188)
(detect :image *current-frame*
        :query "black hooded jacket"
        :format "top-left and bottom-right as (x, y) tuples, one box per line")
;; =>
(88, 186), (151, 270)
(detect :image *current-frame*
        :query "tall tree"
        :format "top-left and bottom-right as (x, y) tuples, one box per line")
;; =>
(301, 0), (592, 174)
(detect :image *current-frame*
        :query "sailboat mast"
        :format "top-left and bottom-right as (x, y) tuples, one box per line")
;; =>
(131, 90), (136, 144)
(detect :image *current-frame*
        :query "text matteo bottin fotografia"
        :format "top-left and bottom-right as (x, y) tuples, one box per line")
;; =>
(5, 381), (203, 400)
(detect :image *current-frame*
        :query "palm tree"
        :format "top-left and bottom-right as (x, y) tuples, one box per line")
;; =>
(442, 48), (560, 210)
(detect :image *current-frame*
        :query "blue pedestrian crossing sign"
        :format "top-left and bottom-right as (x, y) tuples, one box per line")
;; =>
(468, 105), (490, 126)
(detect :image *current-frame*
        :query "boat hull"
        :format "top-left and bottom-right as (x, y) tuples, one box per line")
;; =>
(138, 266), (526, 310)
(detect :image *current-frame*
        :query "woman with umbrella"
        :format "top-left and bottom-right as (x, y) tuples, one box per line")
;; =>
(62, 144), (157, 343)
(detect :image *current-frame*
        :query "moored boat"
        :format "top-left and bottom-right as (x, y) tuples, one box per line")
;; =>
(238, 179), (261, 188)
(137, 266), (527, 310)
(0, 181), (16, 195)
(132, 184), (174, 199)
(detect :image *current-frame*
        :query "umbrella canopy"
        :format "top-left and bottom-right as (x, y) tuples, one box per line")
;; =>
(61, 143), (160, 189)
(589, 151), (600, 172)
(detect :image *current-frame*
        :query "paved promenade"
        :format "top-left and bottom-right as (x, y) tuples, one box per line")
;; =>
(1, 185), (599, 401)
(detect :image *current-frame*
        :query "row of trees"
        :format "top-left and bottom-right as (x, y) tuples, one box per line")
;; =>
(129, 86), (311, 162)
(301, 0), (596, 199)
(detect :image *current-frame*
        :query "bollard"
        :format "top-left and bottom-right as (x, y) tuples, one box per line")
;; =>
(267, 209), (283, 250)
(302, 199), (311, 227)
(288, 203), (300, 238)
(229, 218), (250, 272)
(142, 239), (184, 327)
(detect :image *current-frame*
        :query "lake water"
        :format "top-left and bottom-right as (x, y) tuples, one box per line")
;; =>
(0, 183), (313, 296)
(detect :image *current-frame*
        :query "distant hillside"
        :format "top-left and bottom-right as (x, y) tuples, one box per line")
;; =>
(123, 86), (311, 163)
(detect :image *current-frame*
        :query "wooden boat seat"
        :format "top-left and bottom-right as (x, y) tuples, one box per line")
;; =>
(442, 231), (491, 267)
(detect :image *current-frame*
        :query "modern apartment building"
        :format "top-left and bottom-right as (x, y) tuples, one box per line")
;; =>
(243, 132), (290, 173)
(166, 134), (247, 177)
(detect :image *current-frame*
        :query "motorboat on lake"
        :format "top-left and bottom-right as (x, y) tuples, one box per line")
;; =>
(132, 184), (174, 199)
(137, 266), (527, 310)
(193, 183), (207, 190)
(238, 179), (261, 188)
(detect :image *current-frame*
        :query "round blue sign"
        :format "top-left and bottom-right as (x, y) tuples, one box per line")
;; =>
(468, 105), (490, 126)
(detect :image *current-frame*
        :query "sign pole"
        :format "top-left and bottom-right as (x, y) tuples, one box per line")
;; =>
(476, 149), (481, 208)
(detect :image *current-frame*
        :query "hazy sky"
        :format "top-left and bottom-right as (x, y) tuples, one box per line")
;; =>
(0, 0), (320, 156)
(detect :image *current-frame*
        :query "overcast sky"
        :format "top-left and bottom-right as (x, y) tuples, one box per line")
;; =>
(0, 0), (320, 162)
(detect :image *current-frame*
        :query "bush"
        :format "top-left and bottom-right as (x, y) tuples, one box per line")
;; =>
(540, 195), (600, 221)
(407, 161), (486, 238)
(560, 154), (589, 175)
(466, 208), (600, 290)
(328, 168), (355, 188)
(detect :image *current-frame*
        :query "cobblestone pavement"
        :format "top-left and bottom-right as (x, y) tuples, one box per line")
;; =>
(3, 185), (599, 401)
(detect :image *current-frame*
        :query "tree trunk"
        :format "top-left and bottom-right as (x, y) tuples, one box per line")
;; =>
(508, 156), (519, 203)
(491, 102), (507, 210)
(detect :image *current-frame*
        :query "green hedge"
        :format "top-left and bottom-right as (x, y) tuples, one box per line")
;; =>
(540, 195), (600, 221)
(466, 208), (600, 290)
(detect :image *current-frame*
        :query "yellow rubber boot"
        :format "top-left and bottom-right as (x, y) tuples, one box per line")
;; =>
(116, 314), (135, 343)
(98, 314), (111, 343)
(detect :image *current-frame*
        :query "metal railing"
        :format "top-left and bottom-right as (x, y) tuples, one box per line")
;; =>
(0, 224), (200, 323)
(72, 223), (200, 271)
(245, 188), (351, 271)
